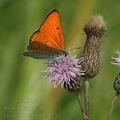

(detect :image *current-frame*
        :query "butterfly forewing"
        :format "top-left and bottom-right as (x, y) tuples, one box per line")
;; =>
(30, 9), (64, 49)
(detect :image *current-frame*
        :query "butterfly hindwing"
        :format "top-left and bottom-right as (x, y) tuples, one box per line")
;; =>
(23, 50), (62, 59)
(23, 41), (65, 59)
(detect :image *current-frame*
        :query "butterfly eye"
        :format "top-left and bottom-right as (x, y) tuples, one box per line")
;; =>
(64, 51), (69, 57)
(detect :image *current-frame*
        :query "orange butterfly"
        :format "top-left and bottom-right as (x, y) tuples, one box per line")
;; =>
(23, 9), (67, 59)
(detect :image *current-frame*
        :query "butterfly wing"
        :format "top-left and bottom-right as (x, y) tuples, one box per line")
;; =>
(23, 50), (63, 59)
(24, 9), (65, 59)
(23, 41), (65, 59)
(29, 9), (64, 49)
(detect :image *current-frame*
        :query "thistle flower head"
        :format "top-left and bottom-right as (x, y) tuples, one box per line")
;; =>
(47, 53), (84, 91)
(114, 73), (120, 95)
(111, 50), (120, 66)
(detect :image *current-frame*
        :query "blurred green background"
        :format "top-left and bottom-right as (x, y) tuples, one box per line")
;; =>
(0, 0), (120, 120)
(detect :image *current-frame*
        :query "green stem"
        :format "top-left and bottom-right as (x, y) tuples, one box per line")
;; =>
(108, 93), (119, 120)
(76, 92), (84, 118)
(84, 80), (90, 120)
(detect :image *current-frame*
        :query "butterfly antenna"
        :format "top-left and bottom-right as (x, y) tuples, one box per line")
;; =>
(66, 47), (82, 54)
(68, 47), (81, 51)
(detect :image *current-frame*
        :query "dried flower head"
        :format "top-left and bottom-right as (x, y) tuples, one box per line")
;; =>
(84, 15), (106, 38)
(47, 53), (84, 91)
(114, 73), (120, 95)
(81, 15), (106, 78)
(111, 50), (120, 66)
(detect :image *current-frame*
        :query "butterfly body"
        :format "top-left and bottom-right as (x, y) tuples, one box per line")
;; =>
(23, 9), (66, 59)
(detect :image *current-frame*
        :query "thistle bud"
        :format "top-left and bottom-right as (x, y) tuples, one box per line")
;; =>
(114, 73), (120, 95)
(81, 15), (106, 78)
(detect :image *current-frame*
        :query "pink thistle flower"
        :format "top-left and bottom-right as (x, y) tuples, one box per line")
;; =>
(111, 50), (120, 66)
(47, 53), (84, 88)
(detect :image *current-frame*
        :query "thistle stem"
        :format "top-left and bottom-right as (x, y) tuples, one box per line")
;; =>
(108, 93), (119, 120)
(84, 80), (90, 120)
(76, 93), (84, 119)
